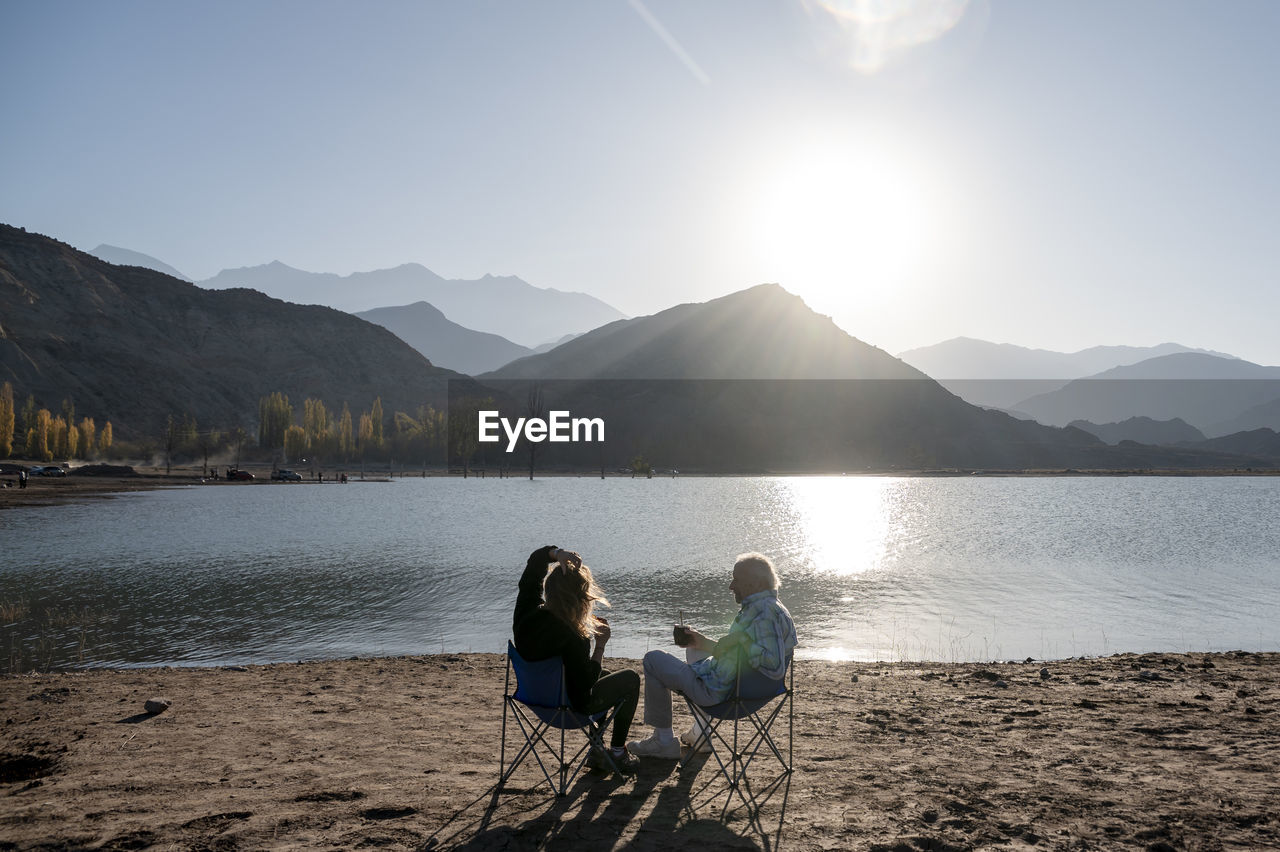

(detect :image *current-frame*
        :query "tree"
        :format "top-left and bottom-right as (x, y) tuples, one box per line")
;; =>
(19, 395), (36, 455)
(370, 397), (384, 450)
(78, 417), (96, 461)
(283, 424), (307, 462)
(49, 415), (68, 460)
(339, 403), (353, 460)
(525, 383), (546, 480)
(447, 396), (491, 477)
(258, 392), (293, 451)
(33, 409), (52, 461)
(0, 382), (13, 458)
(99, 421), (113, 455)
(303, 398), (329, 448)
(358, 412), (373, 457)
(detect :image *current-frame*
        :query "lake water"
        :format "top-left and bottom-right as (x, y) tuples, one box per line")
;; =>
(3, 476), (1278, 670)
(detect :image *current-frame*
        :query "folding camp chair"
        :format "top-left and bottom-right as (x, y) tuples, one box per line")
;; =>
(498, 641), (621, 796)
(679, 655), (793, 815)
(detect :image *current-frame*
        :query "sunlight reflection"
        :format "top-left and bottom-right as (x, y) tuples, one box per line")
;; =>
(779, 476), (898, 576)
(807, 0), (971, 74)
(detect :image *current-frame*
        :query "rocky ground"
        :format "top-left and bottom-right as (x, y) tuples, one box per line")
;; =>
(1, 651), (1276, 851)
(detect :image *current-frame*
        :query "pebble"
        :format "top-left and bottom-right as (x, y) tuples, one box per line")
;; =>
(850, 674), (858, 683)
(995, 680), (1008, 689)
(144, 697), (172, 715)
(1039, 667), (1051, 680)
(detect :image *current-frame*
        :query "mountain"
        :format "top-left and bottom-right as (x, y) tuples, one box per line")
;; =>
(485, 283), (924, 381)
(0, 225), (460, 440)
(898, 338), (1240, 409)
(1013, 353), (1280, 436)
(200, 262), (625, 347)
(89, 244), (191, 281)
(355, 301), (534, 375)
(465, 284), (1269, 472)
(1179, 428), (1280, 463)
(1209, 397), (1280, 437)
(1068, 417), (1206, 446)
(532, 333), (581, 354)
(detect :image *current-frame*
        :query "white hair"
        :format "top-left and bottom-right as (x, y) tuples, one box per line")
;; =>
(734, 552), (779, 590)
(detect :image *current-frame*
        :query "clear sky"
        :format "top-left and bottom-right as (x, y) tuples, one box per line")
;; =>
(3, 1), (1278, 364)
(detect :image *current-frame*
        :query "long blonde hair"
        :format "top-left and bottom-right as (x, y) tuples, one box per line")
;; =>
(543, 560), (610, 639)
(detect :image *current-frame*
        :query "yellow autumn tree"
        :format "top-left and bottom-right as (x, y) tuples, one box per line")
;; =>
(0, 382), (13, 458)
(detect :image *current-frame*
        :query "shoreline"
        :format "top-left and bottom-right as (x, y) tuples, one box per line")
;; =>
(2, 650), (1276, 850)
(5, 465), (1279, 512)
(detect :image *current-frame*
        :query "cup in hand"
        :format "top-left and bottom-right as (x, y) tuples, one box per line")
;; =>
(673, 624), (691, 647)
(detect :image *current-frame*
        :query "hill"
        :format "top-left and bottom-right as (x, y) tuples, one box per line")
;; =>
(1068, 417), (1206, 446)
(200, 262), (625, 347)
(355, 302), (533, 376)
(0, 224), (460, 440)
(1013, 354), (1280, 436)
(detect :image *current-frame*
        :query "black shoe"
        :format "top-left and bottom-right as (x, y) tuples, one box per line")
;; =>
(587, 746), (639, 775)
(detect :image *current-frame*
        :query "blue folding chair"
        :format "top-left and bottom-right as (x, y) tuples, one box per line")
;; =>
(498, 641), (620, 796)
(680, 655), (793, 815)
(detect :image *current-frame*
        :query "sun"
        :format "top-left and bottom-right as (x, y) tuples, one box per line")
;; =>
(742, 138), (933, 315)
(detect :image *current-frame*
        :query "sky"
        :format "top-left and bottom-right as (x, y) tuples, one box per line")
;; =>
(3, 1), (1279, 364)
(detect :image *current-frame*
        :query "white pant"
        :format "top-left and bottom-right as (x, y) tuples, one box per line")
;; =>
(641, 647), (718, 728)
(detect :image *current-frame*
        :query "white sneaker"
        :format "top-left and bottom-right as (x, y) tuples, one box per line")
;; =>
(681, 727), (712, 753)
(627, 733), (682, 759)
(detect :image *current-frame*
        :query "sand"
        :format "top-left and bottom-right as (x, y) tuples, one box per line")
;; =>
(1, 651), (1277, 851)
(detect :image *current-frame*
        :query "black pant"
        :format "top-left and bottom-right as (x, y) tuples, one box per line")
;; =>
(582, 669), (640, 749)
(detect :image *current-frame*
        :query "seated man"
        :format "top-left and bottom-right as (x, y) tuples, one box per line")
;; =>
(628, 552), (797, 759)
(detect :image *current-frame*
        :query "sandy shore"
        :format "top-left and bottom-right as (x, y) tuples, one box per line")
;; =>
(1, 651), (1276, 851)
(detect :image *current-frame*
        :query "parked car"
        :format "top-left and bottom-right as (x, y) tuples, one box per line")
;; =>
(40, 466), (67, 477)
(271, 469), (302, 482)
(226, 468), (255, 481)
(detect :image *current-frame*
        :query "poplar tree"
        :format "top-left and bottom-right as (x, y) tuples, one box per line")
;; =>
(339, 403), (353, 460)
(20, 395), (36, 454)
(283, 424), (307, 462)
(0, 382), (13, 458)
(370, 397), (384, 449)
(99, 421), (113, 454)
(79, 417), (96, 461)
(34, 409), (52, 462)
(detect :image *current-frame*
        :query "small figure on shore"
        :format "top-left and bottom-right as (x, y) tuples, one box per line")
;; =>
(18, 469), (27, 489)
(514, 546), (640, 774)
(628, 552), (797, 759)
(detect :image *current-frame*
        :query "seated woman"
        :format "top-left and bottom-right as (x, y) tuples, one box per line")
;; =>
(513, 545), (640, 774)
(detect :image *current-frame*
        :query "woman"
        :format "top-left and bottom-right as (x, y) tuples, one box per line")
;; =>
(513, 545), (640, 774)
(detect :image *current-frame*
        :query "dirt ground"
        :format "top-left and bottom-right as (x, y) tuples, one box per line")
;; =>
(1, 651), (1277, 851)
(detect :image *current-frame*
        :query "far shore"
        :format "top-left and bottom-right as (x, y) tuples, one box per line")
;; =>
(2, 650), (1276, 850)
(4, 462), (1279, 511)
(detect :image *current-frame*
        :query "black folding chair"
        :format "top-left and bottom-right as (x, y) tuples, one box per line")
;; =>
(679, 656), (793, 815)
(498, 640), (620, 796)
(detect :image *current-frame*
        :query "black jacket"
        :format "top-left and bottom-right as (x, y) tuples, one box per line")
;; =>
(512, 545), (600, 711)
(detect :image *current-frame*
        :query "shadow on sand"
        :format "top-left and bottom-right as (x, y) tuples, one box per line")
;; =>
(424, 754), (790, 851)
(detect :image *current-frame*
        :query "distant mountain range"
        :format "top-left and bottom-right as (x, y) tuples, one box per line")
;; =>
(2, 225), (461, 439)
(1014, 353), (1280, 437)
(1068, 417), (1206, 446)
(899, 338), (1241, 410)
(199, 261), (625, 348)
(355, 302), (535, 376)
(89, 244), (192, 282)
(465, 285), (1277, 471)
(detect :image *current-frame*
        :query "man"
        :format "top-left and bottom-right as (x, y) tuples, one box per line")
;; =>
(628, 552), (797, 759)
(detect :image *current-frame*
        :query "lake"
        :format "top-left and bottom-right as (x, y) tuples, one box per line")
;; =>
(3, 475), (1278, 670)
